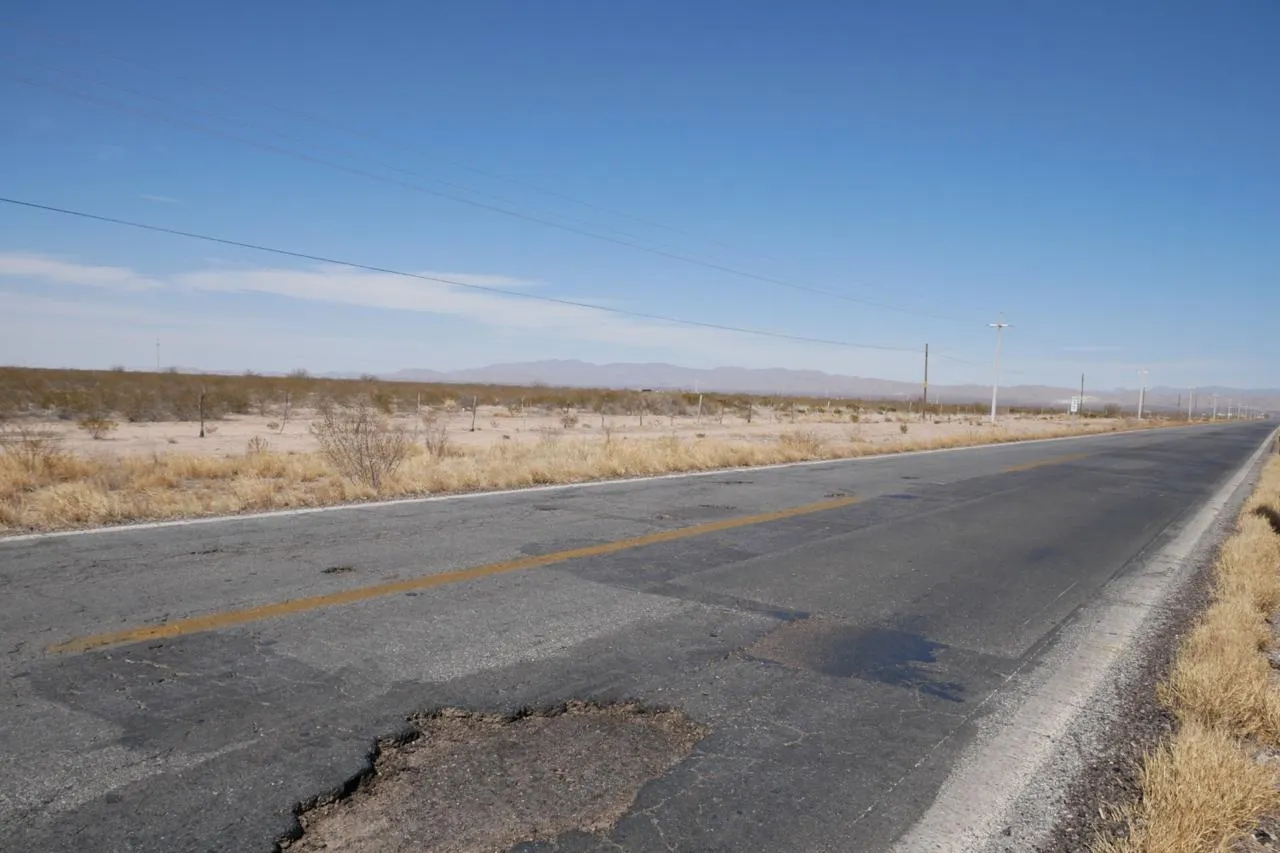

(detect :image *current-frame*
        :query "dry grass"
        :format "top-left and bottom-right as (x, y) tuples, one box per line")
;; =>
(0, 417), (1167, 535)
(1095, 721), (1280, 853)
(1093, 452), (1280, 853)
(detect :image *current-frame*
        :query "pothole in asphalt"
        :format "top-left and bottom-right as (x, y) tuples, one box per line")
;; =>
(280, 701), (705, 853)
(745, 617), (964, 702)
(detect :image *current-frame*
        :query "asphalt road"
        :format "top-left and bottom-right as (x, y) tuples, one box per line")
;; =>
(1, 421), (1273, 853)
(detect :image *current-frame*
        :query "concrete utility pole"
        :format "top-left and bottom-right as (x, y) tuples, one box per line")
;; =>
(988, 314), (1010, 424)
(1188, 389), (1195, 421)
(1212, 395), (1219, 420)
(1136, 368), (1149, 420)
(1079, 373), (1086, 416)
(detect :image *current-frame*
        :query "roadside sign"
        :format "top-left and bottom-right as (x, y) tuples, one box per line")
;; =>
(1069, 396), (1081, 414)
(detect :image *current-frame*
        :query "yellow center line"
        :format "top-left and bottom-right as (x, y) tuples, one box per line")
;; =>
(1000, 452), (1093, 473)
(49, 495), (861, 655)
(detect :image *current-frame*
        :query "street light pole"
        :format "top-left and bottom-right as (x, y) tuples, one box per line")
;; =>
(988, 313), (1010, 424)
(1136, 368), (1149, 420)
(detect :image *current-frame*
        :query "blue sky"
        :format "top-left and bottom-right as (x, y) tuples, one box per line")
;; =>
(1, 0), (1277, 390)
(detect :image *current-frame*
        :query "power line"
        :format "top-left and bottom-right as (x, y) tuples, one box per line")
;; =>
(13, 60), (695, 253)
(3, 20), (788, 264)
(0, 195), (957, 358)
(7, 67), (976, 325)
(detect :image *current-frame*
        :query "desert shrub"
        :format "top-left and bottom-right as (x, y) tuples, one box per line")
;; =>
(77, 416), (118, 440)
(560, 411), (580, 429)
(421, 413), (450, 458)
(777, 430), (826, 455)
(246, 435), (270, 455)
(311, 403), (410, 489)
(0, 422), (66, 471)
(900, 422), (909, 435)
(371, 388), (396, 415)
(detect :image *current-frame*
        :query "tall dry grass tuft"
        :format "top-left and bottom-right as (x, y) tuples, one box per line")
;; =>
(1094, 721), (1280, 853)
(1093, 451), (1280, 853)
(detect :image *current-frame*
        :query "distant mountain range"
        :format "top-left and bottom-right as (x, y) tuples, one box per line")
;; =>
(375, 359), (1278, 413)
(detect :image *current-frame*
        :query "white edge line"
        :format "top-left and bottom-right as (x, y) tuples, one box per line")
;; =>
(0, 423), (1219, 545)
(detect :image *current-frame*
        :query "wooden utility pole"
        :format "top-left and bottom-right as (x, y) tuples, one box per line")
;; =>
(198, 385), (206, 438)
(921, 343), (929, 420)
(1079, 373), (1085, 416)
(470, 396), (478, 432)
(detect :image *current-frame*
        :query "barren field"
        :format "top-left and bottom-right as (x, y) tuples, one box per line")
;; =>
(49, 405), (1126, 459)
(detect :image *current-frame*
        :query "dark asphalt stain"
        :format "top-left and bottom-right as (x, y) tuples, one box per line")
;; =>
(533, 505), (562, 512)
(1028, 545), (1058, 562)
(189, 547), (222, 556)
(322, 565), (356, 574)
(747, 620), (965, 703)
(883, 493), (918, 501)
(900, 476), (920, 480)
(822, 628), (963, 702)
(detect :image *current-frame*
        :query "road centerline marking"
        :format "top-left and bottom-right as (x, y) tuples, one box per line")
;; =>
(48, 495), (861, 655)
(1000, 452), (1092, 473)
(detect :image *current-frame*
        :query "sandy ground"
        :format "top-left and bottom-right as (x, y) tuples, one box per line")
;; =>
(46, 407), (1123, 459)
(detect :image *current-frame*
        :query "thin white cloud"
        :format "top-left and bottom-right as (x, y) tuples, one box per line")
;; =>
(172, 264), (755, 352)
(139, 194), (179, 204)
(0, 252), (163, 290)
(0, 252), (789, 357)
(0, 252), (924, 378)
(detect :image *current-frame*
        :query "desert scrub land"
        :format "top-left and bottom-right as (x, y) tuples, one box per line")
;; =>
(0, 366), (1161, 534)
(1091, 453), (1280, 853)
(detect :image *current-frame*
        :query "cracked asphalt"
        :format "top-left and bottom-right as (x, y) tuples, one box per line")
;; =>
(0, 421), (1272, 853)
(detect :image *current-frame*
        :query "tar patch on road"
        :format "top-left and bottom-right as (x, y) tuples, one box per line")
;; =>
(280, 701), (704, 853)
(746, 617), (965, 702)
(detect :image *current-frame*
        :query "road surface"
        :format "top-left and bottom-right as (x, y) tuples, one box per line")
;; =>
(0, 421), (1273, 852)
